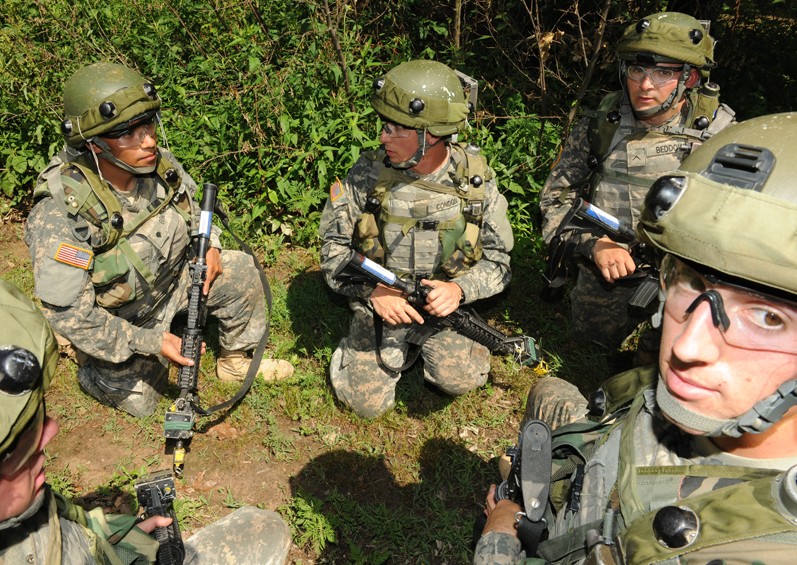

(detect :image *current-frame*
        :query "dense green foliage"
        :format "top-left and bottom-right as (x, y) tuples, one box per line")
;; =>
(2, 0), (794, 249)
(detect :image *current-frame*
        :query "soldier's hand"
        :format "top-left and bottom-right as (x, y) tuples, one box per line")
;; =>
(370, 284), (425, 326)
(160, 332), (205, 367)
(138, 515), (173, 534)
(480, 484), (521, 537)
(204, 247), (223, 295)
(593, 237), (636, 282)
(420, 280), (463, 318)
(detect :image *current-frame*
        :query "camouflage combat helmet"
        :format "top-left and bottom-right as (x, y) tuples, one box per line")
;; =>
(371, 60), (470, 137)
(61, 62), (160, 147)
(0, 280), (58, 459)
(638, 112), (797, 437)
(617, 12), (715, 70)
(617, 12), (715, 119)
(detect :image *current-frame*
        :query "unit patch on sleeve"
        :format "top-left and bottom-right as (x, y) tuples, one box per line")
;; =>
(330, 179), (343, 202)
(54, 243), (94, 270)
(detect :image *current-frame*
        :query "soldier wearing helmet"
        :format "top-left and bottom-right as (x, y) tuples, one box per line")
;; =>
(24, 62), (293, 418)
(476, 113), (797, 564)
(540, 12), (736, 360)
(0, 279), (291, 563)
(318, 60), (514, 418)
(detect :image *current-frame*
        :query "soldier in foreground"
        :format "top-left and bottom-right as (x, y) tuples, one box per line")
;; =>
(540, 12), (735, 355)
(475, 113), (797, 563)
(319, 60), (514, 418)
(0, 278), (291, 563)
(25, 62), (293, 418)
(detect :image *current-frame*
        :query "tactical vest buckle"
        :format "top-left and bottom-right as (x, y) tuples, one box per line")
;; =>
(415, 219), (439, 231)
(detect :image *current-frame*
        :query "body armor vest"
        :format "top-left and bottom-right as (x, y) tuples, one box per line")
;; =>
(583, 89), (735, 226)
(34, 150), (193, 314)
(354, 142), (491, 279)
(539, 367), (797, 564)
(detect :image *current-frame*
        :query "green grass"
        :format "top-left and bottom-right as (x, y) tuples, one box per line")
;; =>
(3, 219), (613, 562)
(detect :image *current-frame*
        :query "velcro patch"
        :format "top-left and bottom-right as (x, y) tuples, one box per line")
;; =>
(54, 243), (93, 270)
(330, 179), (343, 202)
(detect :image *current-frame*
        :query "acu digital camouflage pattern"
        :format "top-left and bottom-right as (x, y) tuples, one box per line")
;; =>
(522, 376), (588, 432)
(25, 151), (269, 417)
(0, 487), (290, 564)
(329, 298), (491, 418)
(319, 145), (513, 418)
(539, 95), (730, 349)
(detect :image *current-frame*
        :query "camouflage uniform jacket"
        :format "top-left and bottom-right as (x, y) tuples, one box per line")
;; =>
(319, 145), (514, 305)
(474, 367), (797, 564)
(0, 486), (158, 564)
(24, 148), (221, 364)
(539, 91), (734, 260)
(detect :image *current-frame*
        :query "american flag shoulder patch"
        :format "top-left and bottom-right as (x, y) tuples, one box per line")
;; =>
(54, 243), (94, 270)
(329, 179), (343, 202)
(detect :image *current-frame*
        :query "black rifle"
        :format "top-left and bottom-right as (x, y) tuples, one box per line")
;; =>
(333, 251), (541, 368)
(544, 197), (659, 309)
(164, 183), (217, 478)
(135, 470), (185, 565)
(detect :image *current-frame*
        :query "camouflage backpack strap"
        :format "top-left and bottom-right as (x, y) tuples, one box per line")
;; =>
(35, 154), (125, 253)
(666, 85), (736, 142)
(440, 142), (489, 277)
(587, 91), (625, 166)
(353, 152), (390, 264)
(585, 365), (659, 421)
(573, 91), (626, 203)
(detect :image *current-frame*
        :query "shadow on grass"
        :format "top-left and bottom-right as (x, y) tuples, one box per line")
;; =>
(288, 437), (495, 564)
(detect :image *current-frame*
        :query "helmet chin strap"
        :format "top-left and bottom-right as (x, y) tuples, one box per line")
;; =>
(386, 129), (428, 170)
(90, 138), (158, 175)
(656, 378), (797, 438)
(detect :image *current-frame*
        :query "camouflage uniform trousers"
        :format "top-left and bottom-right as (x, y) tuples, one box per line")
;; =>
(569, 263), (649, 350)
(78, 250), (266, 418)
(183, 506), (291, 564)
(522, 376), (589, 432)
(330, 298), (490, 418)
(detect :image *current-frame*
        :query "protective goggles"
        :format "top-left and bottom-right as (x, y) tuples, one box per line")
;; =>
(103, 116), (157, 148)
(380, 121), (413, 139)
(622, 62), (681, 86)
(661, 255), (797, 355)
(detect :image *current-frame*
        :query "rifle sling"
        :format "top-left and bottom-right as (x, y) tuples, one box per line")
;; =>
(202, 204), (273, 414)
(372, 309), (423, 375)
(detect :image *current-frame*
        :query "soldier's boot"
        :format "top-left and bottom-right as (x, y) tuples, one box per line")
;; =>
(216, 348), (294, 383)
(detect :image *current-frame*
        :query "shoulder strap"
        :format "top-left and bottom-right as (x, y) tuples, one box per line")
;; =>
(587, 91), (625, 164)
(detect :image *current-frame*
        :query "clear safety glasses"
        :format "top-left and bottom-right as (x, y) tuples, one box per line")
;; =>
(623, 63), (680, 86)
(661, 255), (797, 355)
(0, 403), (45, 478)
(105, 118), (158, 148)
(380, 121), (413, 139)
